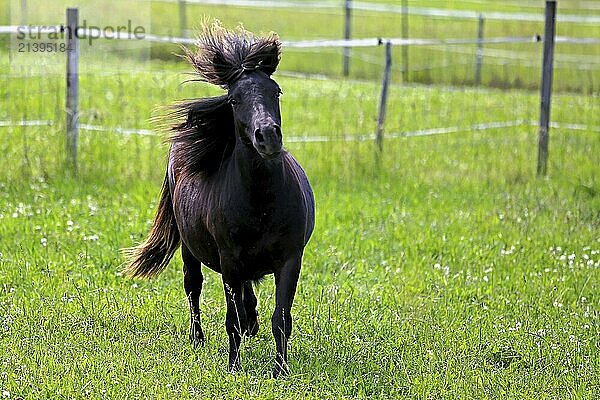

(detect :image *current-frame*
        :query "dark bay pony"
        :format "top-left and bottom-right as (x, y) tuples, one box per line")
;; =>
(125, 23), (315, 377)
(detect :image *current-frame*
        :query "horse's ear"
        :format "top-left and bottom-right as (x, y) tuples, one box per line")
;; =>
(256, 38), (281, 76)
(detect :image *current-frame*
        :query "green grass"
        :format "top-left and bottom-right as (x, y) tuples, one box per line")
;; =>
(1, 46), (600, 398)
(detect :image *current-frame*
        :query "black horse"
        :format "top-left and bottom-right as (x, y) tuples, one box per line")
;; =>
(125, 23), (315, 378)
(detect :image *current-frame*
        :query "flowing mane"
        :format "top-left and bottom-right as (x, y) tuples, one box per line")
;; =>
(169, 95), (235, 177)
(183, 21), (281, 88)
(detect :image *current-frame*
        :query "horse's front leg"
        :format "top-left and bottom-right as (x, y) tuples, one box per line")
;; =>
(272, 254), (302, 378)
(222, 269), (248, 372)
(243, 281), (259, 337)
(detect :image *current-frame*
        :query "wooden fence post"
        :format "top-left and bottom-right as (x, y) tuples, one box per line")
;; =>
(475, 14), (485, 85)
(537, 0), (556, 176)
(179, 0), (188, 38)
(20, 0), (27, 25)
(66, 7), (79, 171)
(401, 0), (409, 82)
(376, 41), (392, 153)
(343, 0), (352, 76)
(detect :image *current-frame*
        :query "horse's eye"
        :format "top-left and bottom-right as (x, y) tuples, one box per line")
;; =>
(228, 97), (237, 106)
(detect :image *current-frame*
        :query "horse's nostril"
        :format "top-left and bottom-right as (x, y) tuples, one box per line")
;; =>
(274, 124), (282, 138)
(254, 129), (265, 143)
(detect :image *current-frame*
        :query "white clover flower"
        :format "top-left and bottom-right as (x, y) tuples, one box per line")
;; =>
(553, 300), (563, 308)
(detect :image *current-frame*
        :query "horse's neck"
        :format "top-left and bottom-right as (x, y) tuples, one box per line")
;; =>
(230, 143), (284, 193)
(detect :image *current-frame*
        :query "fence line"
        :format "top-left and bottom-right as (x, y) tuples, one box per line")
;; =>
(429, 45), (600, 67)
(320, 47), (600, 71)
(5, 25), (599, 72)
(2, 26), (598, 49)
(3, 3), (598, 171)
(2, 119), (598, 141)
(0, 120), (54, 127)
(352, 2), (600, 24)
(80, 124), (155, 136)
(153, 0), (600, 24)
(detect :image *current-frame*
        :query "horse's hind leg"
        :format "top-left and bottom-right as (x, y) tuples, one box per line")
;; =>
(182, 245), (204, 346)
(243, 282), (259, 337)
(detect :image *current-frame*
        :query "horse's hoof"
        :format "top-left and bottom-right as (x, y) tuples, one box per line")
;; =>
(272, 362), (289, 378)
(228, 360), (241, 374)
(189, 329), (205, 347)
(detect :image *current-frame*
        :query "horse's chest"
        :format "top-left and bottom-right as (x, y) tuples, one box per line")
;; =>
(221, 207), (289, 249)
(211, 194), (301, 262)
(178, 169), (307, 274)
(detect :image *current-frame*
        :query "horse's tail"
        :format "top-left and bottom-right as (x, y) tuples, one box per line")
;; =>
(123, 171), (180, 279)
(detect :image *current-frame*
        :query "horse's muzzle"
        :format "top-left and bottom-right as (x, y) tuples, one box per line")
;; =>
(253, 124), (283, 159)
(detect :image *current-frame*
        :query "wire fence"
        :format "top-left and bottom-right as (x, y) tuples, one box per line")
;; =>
(3, 0), (599, 90)
(3, 25), (600, 87)
(1, 1), (598, 175)
(155, 0), (600, 24)
(5, 24), (599, 47)
(2, 119), (598, 141)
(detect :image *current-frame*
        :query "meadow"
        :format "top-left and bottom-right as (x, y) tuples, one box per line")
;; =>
(1, 59), (600, 398)
(1, 1), (600, 398)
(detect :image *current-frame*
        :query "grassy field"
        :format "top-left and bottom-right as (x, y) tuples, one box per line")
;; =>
(1, 42), (600, 398)
(1, 0), (599, 398)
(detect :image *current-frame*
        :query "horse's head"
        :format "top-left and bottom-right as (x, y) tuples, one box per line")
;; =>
(185, 21), (284, 159)
(227, 71), (282, 159)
